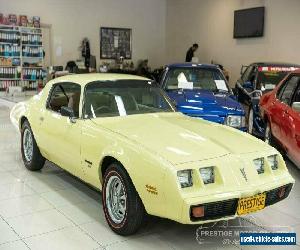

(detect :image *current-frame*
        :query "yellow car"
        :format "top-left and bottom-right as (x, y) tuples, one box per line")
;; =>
(10, 74), (294, 235)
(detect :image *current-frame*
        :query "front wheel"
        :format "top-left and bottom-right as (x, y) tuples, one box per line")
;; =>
(247, 107), (254, 134)
(21, 120), (45, 171)
(102, 163), (145, 236)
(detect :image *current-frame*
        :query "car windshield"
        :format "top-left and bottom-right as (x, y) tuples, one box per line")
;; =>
(84, 80), (174, 118)
(165, 67), (228, 92)
(256, 66), (298, 90)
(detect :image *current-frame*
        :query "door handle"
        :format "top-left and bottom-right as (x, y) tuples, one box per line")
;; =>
(39, 117), (44, 121)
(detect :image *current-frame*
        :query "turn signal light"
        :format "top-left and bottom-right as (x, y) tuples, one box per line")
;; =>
(192, 206), (204, 218)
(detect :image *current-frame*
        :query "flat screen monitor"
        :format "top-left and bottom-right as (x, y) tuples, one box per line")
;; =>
(234, 7), (265, 38)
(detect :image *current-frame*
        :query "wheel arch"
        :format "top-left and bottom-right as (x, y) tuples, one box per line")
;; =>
(99, 155), (120, 184)
(98, 155), (147, 207)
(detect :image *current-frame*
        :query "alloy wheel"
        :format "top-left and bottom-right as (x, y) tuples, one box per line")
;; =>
(105, 175), (127, 224)
(23, 128), (33, 162)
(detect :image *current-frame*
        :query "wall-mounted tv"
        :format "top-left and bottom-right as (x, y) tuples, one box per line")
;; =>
(233, 7), (265, 38)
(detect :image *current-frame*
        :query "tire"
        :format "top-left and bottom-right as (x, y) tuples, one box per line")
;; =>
(247, 107), (254, 134)
(102, 163), (145, 236)
(264, 121), (286, 157)
(21, 120), (45, 171)
(264, 121), (273, 145)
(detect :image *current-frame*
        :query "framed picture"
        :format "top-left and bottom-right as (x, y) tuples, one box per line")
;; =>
(100, 27), (132, 59)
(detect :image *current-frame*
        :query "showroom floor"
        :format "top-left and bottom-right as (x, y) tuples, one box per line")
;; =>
(0, 99), (300, 250)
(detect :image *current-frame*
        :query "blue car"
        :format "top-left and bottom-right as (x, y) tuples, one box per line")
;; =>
(159, 63), (246, 130)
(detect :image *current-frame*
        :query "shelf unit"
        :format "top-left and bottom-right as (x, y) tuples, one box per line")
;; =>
(0, 24), (44, 92)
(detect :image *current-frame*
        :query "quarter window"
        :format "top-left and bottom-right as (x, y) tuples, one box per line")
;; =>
(292, 84), (300, 103)
(47, 83), (81, 117)
(278, 76), (300, 105)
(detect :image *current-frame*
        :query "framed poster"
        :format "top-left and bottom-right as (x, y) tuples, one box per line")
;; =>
(100, 27), (132, 59)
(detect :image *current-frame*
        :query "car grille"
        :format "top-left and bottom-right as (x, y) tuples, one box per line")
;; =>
(189, 183), (293, 222)
(190, 199), (238, 221)
(265, 183), (293, 207)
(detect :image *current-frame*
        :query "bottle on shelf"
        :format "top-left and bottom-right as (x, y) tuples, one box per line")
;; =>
(0, 31), (20, 44)
(0, 67), (20, 79)
(22, 68), (43, 80)
(21, 33), (42, 45)
(0, 45), (20, 57)
(22, 46), (43, 57)
(0, 80), (19, 91)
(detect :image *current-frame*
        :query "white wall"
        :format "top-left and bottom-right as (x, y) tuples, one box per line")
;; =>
(1, 0), (166, 69)
(166, 0), (300, 86)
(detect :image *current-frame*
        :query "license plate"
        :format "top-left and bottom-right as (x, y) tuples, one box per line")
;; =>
(237, 193), (266, 215)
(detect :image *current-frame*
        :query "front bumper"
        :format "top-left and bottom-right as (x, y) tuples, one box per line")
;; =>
(179, 181), (293, 224)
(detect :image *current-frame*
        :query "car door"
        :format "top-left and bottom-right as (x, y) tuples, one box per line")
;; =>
(283, 80), (300, 165)
(272, 75), (299, 148)
(39, 82), (83, 176)
(237, 65), (256, 105)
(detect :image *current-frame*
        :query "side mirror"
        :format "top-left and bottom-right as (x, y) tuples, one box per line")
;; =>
(242, 81), (254, 90)
(61, 106), (76, 123)
(292, 102), (300, 113)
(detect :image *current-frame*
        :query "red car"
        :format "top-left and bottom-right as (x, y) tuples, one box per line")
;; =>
(260, 70), (300, 167)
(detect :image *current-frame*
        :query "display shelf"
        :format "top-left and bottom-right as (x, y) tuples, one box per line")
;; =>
(0, 42), (19, 45)
(21, 31), (42, 35)
(0, 24), (41, 30)
(0, 24), (44, 92)
(22, 44), (42, 47)
(22, 66), (43, 69)
(22, 56), (43, 59)
(0, 28), (19, 32)
(0, 78), (21, 80)
(0, 56), (20, 59)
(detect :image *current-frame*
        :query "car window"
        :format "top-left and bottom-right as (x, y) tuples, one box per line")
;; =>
(47, 82), (81, 117)
(257, 71), (288, 91)
(164, 68), (227, 91)
(278, 76), (300, 105)
(241, 66), (254, 82)
(84, 80), (174, 118)
(292, 82), (300, 103)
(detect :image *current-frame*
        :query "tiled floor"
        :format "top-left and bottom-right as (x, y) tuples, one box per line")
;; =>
(0, 99), (300, 250)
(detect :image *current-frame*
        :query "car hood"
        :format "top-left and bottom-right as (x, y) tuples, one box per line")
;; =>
(167, 89), (244, 116)
(92, 112), (270, 165)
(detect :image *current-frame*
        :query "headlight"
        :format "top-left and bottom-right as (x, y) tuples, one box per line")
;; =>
(267, 155), (278, 170)
(225, 115), (245, 128)
(200, 167), (215, 184)
(253, 158), (264, 174)
(177, 170), (193, 188)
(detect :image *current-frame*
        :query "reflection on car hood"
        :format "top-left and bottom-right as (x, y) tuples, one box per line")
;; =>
(93, 112), (269, 165)
(167, 89), (244, 116)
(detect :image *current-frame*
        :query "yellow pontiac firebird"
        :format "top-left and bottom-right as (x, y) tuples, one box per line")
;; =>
(10, 74), (294, 235)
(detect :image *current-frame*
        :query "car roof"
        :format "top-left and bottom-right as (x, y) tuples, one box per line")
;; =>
(252, 62), (300, 67)
(291, 69), (300, 74)
(51, 73), (150, 86)
(166, 63), (219, 69)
